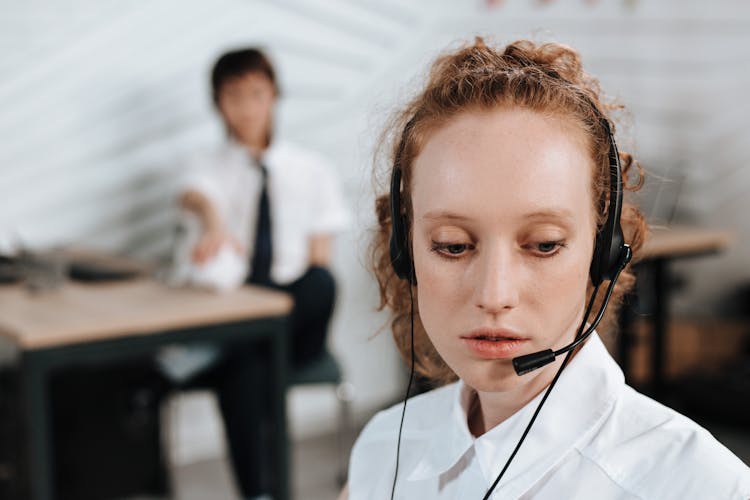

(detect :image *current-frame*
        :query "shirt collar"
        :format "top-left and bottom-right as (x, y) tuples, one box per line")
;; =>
(405, 382), (475, 481)
(225, 138), (280, 171)
(405, 333), (624, 497)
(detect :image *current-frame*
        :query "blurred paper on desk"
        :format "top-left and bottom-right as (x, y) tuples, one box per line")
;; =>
(169, 213), (247, 292)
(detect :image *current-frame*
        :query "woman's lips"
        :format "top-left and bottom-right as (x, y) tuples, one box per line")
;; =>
(461, 329), (530, 359)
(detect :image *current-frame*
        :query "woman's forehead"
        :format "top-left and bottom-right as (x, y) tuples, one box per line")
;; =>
(411, 108), (594, 223)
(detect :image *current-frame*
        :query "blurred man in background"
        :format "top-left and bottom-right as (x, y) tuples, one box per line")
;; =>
(175, 47), (349, 499)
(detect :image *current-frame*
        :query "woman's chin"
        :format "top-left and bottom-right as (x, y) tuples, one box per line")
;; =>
(454, 359), (527, 394)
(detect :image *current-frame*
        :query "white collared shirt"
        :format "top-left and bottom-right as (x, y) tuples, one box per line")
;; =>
(175, 139), (349, 286)
(348, 334), (750, 499)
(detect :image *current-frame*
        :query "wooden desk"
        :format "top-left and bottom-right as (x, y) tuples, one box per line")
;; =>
(0, 280), (293, 500)
(619, 226), (734, 397)
(639, 226), (733, 260)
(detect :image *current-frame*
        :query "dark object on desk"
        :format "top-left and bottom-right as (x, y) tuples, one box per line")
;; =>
(68, 259), (140, 282)
(50, 359), (168, 500)
(0, 256), (22, 284)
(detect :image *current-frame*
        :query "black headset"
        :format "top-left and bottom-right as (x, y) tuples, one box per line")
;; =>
(389, 116), (628, 288)
(388, 118), (417, 285)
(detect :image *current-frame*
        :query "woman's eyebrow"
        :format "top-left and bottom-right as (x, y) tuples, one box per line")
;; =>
(421, 210), (472, 221)
(422, 208), (575, 221)
(523, 209), (576, 222)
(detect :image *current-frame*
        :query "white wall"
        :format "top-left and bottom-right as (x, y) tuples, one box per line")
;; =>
(2, 0), (750, 460)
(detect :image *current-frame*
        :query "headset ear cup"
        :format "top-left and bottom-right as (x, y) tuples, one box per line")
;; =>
(389, 167), (415, 283)
(590, 227), (625, 286)
(590, 233), (605, 286)
(607, 229), (626, 277)
(389, 229), (412, 282)
(590, 118), (627, 286)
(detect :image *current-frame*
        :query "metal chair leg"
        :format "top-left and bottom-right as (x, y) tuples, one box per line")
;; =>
(335, 381), (356, 486)
(159, 394), (180, 499)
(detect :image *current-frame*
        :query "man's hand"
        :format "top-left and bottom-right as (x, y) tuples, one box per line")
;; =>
(180, 189), (245, 264)
(192, 227), (245, 264)
(309, 234), (333, 267)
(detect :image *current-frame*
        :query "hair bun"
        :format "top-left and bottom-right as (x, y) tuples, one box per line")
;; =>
(503, 39), (585, 86)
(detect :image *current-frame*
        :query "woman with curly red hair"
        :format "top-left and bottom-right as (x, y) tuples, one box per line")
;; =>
(341, 38), (750, 499)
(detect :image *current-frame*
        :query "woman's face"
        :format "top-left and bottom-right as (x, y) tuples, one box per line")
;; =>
(411, 107), (596, 395)
(217, 71), (276, 149)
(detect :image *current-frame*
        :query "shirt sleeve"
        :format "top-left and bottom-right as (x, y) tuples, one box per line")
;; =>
(308, 157), (350, 235)
(178, 157), (226, 216)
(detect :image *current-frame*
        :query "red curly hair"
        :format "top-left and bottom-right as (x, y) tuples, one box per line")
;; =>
(371, 38), (648, 386)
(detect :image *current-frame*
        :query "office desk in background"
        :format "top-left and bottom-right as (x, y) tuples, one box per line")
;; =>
(0, 280), (293, 500)
(618, 226), (734, 397)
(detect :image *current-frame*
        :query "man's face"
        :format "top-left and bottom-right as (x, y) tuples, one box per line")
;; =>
(217, 71), (276, 148)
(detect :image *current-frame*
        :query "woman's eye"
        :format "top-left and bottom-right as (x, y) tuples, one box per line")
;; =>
(431, 241), (472, 258)
(533, 241), (565, 255)
(538, 242), (558, 252)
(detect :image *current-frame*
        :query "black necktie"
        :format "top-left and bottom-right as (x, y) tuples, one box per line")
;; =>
(248, 163), (272, 285)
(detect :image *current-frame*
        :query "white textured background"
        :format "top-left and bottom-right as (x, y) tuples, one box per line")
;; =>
(2, 0), (749, 463)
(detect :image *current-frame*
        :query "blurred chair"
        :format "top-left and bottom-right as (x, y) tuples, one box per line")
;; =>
(288, 349), (355, 485)
(160, 347), (355, 491)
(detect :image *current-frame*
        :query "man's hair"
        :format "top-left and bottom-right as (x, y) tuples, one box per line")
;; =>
(210, 47), (278, 104)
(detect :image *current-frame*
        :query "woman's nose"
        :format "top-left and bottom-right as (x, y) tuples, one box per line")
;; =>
(473, 245), (521, 313)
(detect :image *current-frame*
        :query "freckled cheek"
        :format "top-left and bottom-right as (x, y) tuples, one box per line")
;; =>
(413, 250), (465, 336)
(528, 254), (590, 324)
(414, 256), (452, 307)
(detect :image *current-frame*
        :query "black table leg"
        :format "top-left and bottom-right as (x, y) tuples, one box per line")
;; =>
(652, 258), (669, 399)
(617, 290), (637, 385)
(272, 324), (290, 500)
(20, 353), (54, 500)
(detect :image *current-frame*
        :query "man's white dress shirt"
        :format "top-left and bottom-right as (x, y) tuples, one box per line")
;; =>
(173, 139), (349, 289)
(349, 334), (750, 499)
